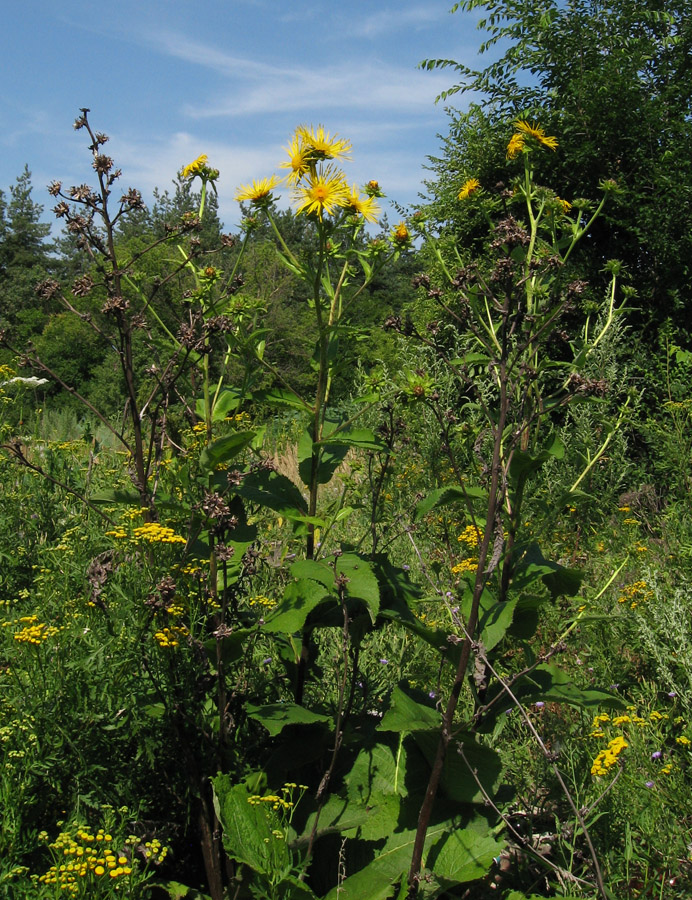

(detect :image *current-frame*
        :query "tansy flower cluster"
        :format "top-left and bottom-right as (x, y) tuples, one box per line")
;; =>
(37, 826), (132, 894)
(247, 594), (277, 611)
(235, 124), (380, 224)
(3, 615), (60, 645)
(106, 523), (186, 545)
(154, 624), (189, 649)
(617, 580), (653, 609)
(591, 734), (628, 776)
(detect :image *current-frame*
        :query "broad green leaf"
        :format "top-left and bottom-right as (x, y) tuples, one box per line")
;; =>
(236, 469), (307, 517)
(512, 543), (582, 597)
(508, 432), (565, 483)
(414, 485), (487, 522)
(211, 777), (286, 875)
(198, 431), (256, 472)
(427, 823), (502, 886)
(290, 558), (334, 589)
(262, 578), (333, 633)
(379, 685), (441, 734)
(511, 664), (626, 710)
(298, 428), (349, 486)
(413, 730), (503, 804)
(245, 702), (331, 736)
(337, 553), (381, 621)
(322, 824), (449, 900)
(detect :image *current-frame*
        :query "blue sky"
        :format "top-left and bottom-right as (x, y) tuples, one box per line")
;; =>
(1, 0), (483, 230)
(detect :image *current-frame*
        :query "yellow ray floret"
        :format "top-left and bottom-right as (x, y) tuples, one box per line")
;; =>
(296, 124), (352, 161)
(234, 175), (281, 205)
(506, 133), (525, 159)
(292, 164), (350, 219)
(280, 134), (315, 185)
(344, 183), (380, 224)
(458, 177), (481, 200)
(514, 120), (558, 151)
(181, 154), (208, 179)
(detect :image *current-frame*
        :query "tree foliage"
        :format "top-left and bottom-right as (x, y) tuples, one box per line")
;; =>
(421, 0), (692, 333)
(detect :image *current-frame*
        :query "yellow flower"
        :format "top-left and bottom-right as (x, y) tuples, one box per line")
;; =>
(458, 178), (481, 200)
(391, 221), (411, 246)
(506, 133), (525, 159)
(296, 124), (351, 161)
(344, 184), (380, 223)
(180, 154), (208, 179)
(234, 175), (281, 206)
(556, 196), (572, 213)
(280, 134), (315, 185)
(514, 119), (558, 151)
(292, 164), (349, 219)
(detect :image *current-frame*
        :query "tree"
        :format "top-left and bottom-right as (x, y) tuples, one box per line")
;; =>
(0, 167), (54, 342)
(421, 0), (692, 335)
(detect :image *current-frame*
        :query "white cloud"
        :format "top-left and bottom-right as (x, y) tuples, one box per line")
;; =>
(340, 4), (445, 39)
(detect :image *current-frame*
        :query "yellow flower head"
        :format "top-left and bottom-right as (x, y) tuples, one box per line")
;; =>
(344, 184), (380, 224)
(279, 134), (315, 185)
(555, 196), (572, 214)
(235, 175), (281, 206)
(296, 124), (352, 162)
(292, 164), (349, 219)
(391, 221), (411, 247)
(365, 179), (385, 198)
(514, 120), (558, 151)
(458, 177), (481, 200)
(506, 133), (526, 159)
(180, 154), (219, 182)
(181, 154), (208, 178)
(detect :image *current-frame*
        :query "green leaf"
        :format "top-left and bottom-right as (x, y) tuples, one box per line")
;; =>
(254, 387), (312, 412)
(510, 664), (626, 711)
(321, 825), (449, 900)
(316, 427), (386, 452)
(379, 685), (440, 733)
(212, 776), (286, 875)
(290, 558), (334, 589)
(414, 485), (487, 521)
(337, 553), (381, 621)
(262, 578), (333, 633)
(236, 469), (307, 518)
(509, 433), (565, 483)
(513, 543), (582, 598)
(427, 823), (502, 886)
(158, 881), (211, 900)
(297, 429), (349, 487)
(245, 702), (331, 736)
(198, 431), (256, 472)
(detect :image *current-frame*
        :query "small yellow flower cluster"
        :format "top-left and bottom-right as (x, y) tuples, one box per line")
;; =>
(37, 826), (132, 893)
(248, 595), (277, 610)
(451, 558), (478, 575)
(617, 580), (653, 609)
(121, 506), (148, 521)
(178, 558), (208, 576)
(457, 525), (482, 547)
(154, 624), (189, 648)
(133, 523), (186, 545)
(5, 615), (60, 645)
(140, 837), (168, 864)
(248, 793), (294, 812)
(591, 735), (628, 776)
(415, 611), (440, 629)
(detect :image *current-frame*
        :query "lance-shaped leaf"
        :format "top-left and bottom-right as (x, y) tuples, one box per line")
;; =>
(198, 430), (256, 472)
